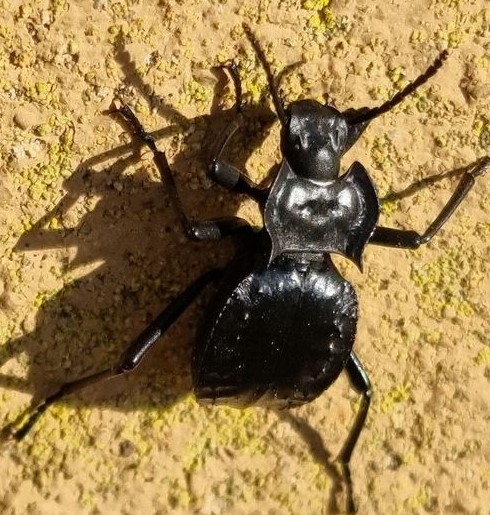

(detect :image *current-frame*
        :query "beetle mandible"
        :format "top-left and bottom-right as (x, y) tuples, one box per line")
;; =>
(4, 24), (488, 512)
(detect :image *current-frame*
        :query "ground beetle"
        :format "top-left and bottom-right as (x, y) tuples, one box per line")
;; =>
(4, 25), (489, 512)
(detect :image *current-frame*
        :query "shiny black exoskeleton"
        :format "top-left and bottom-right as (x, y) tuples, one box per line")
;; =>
(6, 25), (488, 513)
(193, 108), (379, 408)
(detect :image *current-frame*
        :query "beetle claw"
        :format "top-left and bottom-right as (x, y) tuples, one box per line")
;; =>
(471, 156), (490, 178)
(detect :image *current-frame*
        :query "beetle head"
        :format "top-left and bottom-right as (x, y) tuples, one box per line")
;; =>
(282, 100), (355, 180)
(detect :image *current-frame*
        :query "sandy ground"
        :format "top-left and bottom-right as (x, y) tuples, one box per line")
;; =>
(0, 0), (489, 514)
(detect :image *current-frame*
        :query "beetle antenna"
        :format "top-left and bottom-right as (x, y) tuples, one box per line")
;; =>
(350, 49), (449, 125)
(243, 24), (288, 126)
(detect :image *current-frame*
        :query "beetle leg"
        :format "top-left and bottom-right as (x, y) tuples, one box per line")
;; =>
(370, 156), (489, 249)
(2, 269), (222, 441)
(111, 100), (255, 241)
(209, 125), (268, 205)
(209, 63), (269, 204)
(338, 352), (372, 514)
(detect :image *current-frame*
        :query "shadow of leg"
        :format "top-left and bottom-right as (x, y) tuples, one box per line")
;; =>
(275, 410), (346, 514)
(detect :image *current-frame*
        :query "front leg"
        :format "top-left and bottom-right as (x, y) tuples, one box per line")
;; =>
(112, 100), (254, 242)
(209, 62), (269, 205)
(370, 157), (489, 249)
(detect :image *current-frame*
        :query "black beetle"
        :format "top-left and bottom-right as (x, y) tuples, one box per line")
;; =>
(4, 25), (488, 512)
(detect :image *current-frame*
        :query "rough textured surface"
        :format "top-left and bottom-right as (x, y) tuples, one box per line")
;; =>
(0, 0), (489, 513)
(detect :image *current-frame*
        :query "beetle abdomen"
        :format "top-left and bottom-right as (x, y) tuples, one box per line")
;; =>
(193, 257), (357, 408)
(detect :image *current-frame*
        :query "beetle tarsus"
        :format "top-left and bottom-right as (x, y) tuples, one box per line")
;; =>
(215, 61), (243, 114)
(470, 155), (490, 178)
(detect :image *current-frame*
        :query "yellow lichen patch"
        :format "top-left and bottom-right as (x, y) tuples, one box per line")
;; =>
(180, 79), (214, 113)
(243, 74), (268, 105)
(237, 40), (276, 107)
(411, 249), (479, 319)
(182, 405), (268, 473)
(22, 80), (61, 108)
(379, 382), (411, 414)
(404, 483), (435, 512)
(33, 289), (59, 308)
(435, 17), (469, 49)
(474, 347), (490, 366)
(380, 199), (397, 218)
(302, 0), (336, 35)
(423, 330), (443, 346)
(368, 134), (403, 203)
(472, 115), (490, 149)
(13, 116), (75, 210)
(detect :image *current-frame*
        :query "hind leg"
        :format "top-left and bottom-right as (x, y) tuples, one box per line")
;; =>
(338, 352), (372, 513)
(3, 269), (222, 440)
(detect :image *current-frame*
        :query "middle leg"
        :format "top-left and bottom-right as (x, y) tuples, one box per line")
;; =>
(370, 156), (489, 249)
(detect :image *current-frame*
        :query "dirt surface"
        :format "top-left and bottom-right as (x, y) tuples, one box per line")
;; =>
(0, 1), (489, 514)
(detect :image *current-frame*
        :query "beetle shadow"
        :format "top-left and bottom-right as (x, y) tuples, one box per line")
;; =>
(0, 56), (277, 420)
(380, 159), (484, 203)
(275, 410), (346, 514)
